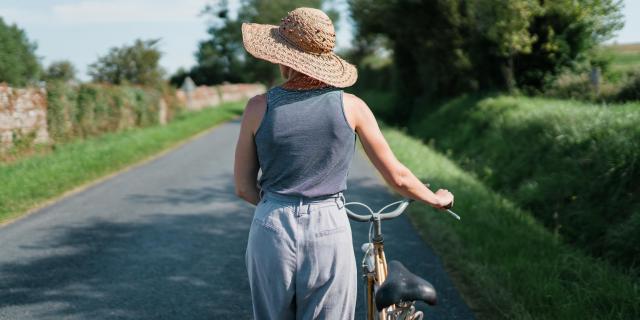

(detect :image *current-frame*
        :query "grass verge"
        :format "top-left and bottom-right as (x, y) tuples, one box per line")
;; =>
(0, 101), (245, 225)
(381, 124), (640, 319)
(409, 95), (640, 272)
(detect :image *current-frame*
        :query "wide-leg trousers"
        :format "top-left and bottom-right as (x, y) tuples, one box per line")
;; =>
(245, 189), (357, 320)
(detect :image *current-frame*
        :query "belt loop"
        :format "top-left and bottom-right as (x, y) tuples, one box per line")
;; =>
(336, 193), (345, 209)
(297, 197), (302, 217)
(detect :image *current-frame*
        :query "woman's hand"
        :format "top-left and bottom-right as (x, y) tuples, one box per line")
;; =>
(434, 189), (454, 210)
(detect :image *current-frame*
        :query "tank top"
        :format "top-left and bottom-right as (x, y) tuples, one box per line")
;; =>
(255, 85), (356, 198)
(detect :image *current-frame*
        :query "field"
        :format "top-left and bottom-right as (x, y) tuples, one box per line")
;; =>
(606, 43), (640, 70)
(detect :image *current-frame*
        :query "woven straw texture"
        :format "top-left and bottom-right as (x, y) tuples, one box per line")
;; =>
(241, 7), (357, 88)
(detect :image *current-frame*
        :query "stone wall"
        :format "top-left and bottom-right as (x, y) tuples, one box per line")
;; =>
(176, 83), (265, 111)
(0, 84), (49, 150)
(0, 83), (263, 151)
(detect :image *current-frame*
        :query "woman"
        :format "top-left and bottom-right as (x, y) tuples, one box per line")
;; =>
(234, 7), (454, 320)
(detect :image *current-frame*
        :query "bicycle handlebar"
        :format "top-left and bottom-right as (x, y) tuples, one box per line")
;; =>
(344, 198), (415, 222)
(345, 198), (461, 222)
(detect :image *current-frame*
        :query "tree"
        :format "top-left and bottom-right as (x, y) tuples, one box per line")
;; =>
(88, 39), (165, 86)
(191, 2), (246, 85)
(348, 0), (624, 121)
(0, 17), (41, 86)
(45, 60), (76, 82)
(515, 0), (624, 91)
(349, 0), (480, 123)
(470, 0), (541, 91)
(189, 0), (334, 86)
(169, 67), (190, 87)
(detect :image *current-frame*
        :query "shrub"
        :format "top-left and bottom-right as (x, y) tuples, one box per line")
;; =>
(45, 60), (76, 82)
(46, 82), (175, 143)
(409, 95), (640, 273)
(614, 71), (640, 102)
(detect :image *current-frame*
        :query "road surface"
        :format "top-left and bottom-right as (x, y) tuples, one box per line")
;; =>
(0, 118), (474, 319)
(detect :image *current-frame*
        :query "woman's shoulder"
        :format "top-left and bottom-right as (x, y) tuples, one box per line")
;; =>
(244, 93), (267, 135)
(245, 93), (267, 115)
(342, 92), (365, 105)
(341, 92), (371, 116)
(341, 92), (372, 132)
(247, 93), (267, 106)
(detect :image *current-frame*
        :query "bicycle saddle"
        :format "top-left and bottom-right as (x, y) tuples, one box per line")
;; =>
(375, 260), (437, 311)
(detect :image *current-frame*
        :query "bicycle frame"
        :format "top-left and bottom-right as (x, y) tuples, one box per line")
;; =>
(347, 199), (423, 320)
(363, 226), (391, 320)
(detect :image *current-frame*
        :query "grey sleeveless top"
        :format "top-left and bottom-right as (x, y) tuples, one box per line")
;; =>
(255, 85), (356, 198)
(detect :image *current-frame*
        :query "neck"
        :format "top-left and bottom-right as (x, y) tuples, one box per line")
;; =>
(281, 74), (330, 90)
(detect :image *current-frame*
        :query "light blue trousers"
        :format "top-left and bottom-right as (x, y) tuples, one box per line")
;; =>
(245, 190), (357, 320)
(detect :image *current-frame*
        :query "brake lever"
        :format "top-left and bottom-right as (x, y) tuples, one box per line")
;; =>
(446, 209), (461, 220)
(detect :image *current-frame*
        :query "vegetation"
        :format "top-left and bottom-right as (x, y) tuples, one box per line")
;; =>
(170, 0), (336, 87)
(0, 17), (41, 86)
(608, 43), (640, 70)
(46, 82), (181, 143)
(0, 101), (245, 225)
(379, 124), (639, 319)
(45, 60), (76, 82)
(348, 0), (624, 123)
(403, 95), (640, 273)
(88, 39), (165, 86)
(542, 43), (640, 102)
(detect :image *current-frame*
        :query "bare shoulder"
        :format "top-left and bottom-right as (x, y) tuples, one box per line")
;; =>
(342, 92), (375, 132)
(245, 93), (267, 114)
(342, 92), (367, 109)
(243, 93), (267, 135)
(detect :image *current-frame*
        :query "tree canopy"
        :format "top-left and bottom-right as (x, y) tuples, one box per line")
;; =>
(0, 17), (41, 86)
(45, 60), (76, 82)
(172, 0), (334, 87)
(348, 0), (624, 123)
(88, 39), (165, 86)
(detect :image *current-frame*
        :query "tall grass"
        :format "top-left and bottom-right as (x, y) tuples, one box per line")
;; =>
(407, 95), (640, 273)
(381, 124), (640, 319)
(0, 102), (245, 224)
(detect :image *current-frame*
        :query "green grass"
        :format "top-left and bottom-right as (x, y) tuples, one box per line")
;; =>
(381, 123), (640, 319)
(607, 43), (640, 71)
(407, 95), (640, 272)
(611, 52), (640, 68)
(0, 101), (245, 224)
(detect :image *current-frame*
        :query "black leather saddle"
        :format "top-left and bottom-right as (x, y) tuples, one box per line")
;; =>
(375, 260), (437, 311)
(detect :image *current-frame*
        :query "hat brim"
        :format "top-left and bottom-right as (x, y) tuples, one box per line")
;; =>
(241, 23), (357, 88)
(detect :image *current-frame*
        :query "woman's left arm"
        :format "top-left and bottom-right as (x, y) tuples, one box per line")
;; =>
(233, 94), (266, 206)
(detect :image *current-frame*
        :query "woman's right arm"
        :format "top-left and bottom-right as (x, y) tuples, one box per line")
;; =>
(343, 93), (453, 209)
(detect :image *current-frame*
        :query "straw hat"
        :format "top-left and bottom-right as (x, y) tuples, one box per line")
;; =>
(241, 7), (357, 88)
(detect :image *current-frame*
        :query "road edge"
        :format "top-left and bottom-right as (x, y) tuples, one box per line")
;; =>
(0, 115), (241, 229)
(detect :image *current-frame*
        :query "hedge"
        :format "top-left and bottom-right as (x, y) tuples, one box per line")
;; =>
(407, 95), (640, 272)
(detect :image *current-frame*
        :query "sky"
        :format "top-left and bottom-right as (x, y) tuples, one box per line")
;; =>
(0, 0), (638, 81)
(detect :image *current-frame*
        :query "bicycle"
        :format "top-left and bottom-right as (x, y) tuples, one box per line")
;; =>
(344, 189), (459, 320)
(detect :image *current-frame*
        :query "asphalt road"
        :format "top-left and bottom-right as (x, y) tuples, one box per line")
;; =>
(0, 118), (474, 320)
